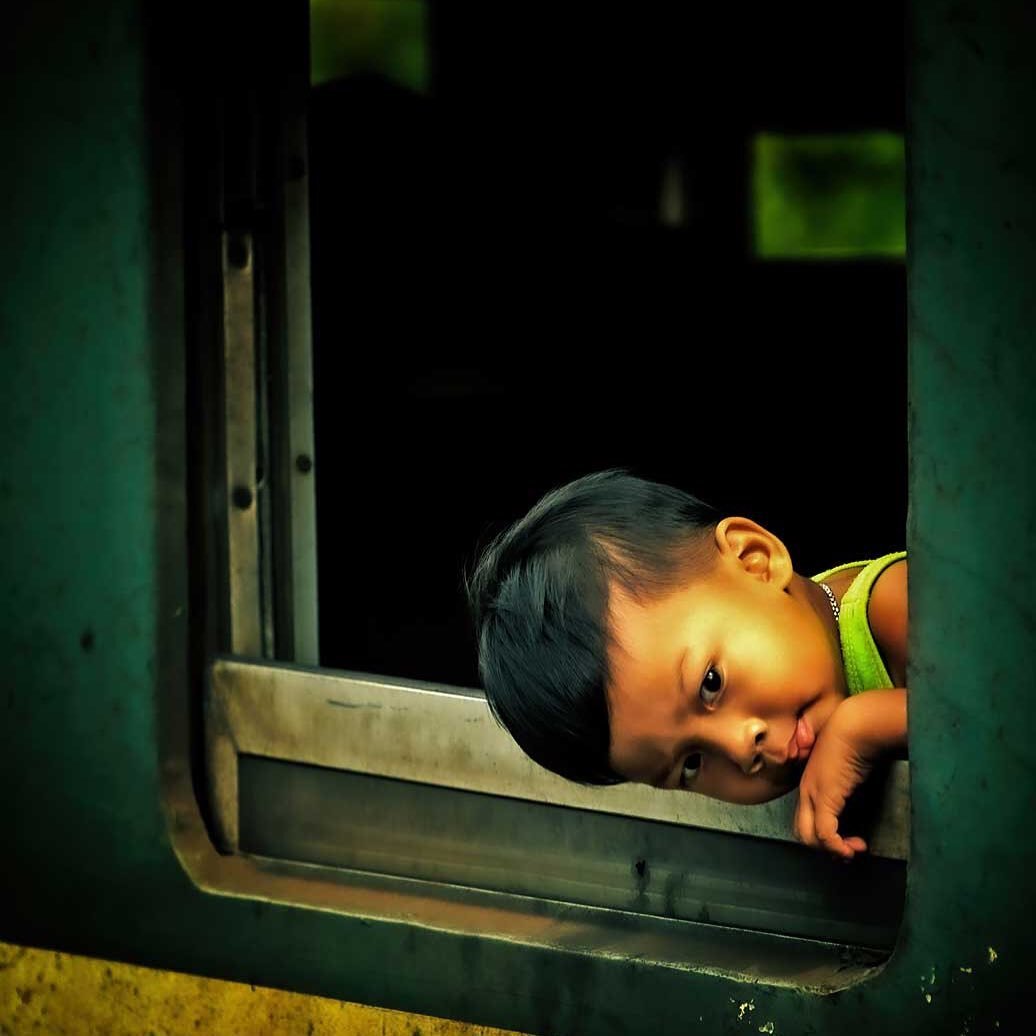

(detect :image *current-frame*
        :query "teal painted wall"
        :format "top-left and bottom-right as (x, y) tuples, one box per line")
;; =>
(906, 0), (1036, 1004)
(0, 3), (168, 877)
(1, 1), (1034, 1033)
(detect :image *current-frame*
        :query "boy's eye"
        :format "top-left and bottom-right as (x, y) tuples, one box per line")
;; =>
(680, 752), (703, 788)
(699, 667), (722, 705)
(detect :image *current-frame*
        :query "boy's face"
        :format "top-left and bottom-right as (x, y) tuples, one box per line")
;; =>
(605, 518), (847, 804)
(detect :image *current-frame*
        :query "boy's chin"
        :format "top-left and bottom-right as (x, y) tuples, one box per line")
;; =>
(713, 770), (799, 805)
(758, 765), (803, 802)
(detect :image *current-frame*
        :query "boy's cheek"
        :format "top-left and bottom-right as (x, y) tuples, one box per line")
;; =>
(694, 772), (798, 805)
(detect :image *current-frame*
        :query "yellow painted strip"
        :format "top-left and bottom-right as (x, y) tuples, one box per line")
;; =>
(0, 941), (529, 1035)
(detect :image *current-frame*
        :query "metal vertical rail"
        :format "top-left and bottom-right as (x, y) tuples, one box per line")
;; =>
(221, 229), (263, 658)
(279, 102), (319, 666)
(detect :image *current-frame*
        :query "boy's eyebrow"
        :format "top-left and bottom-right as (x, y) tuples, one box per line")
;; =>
(651, 648), (690, 789)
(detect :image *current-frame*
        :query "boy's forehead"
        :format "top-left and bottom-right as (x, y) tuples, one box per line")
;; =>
(606, 581), (690, 673)
(604, 586), (690, 777)
(607, 569), (714, 635)
(605, 564), (745, 675)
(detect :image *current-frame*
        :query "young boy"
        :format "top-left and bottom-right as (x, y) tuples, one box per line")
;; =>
(467, 470), (908, 862)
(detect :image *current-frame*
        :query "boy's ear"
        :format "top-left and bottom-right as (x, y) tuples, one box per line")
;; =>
(714, 517), (794, 590)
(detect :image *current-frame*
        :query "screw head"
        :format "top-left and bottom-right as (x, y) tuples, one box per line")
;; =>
(231, 485), (253, 510)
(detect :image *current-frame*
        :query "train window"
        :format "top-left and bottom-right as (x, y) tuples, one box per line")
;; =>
(310, 0), (428, 94)
(752, 132), (907, 259)
(187, 1), (910, 989)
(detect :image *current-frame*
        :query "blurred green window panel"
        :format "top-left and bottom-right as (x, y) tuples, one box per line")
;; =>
(311, 0), (427, 93)
(752, 132), (906, 259)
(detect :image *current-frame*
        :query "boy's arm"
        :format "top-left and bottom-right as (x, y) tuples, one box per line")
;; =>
(795, 559), (909, 859)
(794, 689), (907, 859)
(867, 558), (908, 688)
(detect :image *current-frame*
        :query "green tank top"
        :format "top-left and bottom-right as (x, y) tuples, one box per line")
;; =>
(811, 551), (907, 694)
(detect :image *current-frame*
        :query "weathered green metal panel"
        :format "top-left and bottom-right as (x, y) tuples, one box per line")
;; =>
(905, 0), (1036, 1020)
(0, 1), (166, 875)
(1, 0), (1033, 1033)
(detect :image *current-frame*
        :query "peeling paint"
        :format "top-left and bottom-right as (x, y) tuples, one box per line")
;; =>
(987, 947), (998, 964)
(959, 966), (972, 974)
(920, 966), (937, 999)
(758, 1023), (775, 1034)
(735, 999), (756, 1022)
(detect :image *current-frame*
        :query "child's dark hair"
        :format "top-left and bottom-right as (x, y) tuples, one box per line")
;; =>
(466, 470), (722, 785)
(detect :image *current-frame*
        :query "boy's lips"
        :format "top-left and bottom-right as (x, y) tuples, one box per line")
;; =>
(786, 713), (815, 763)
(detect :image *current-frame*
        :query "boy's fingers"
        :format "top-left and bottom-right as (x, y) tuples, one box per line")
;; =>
(815, 806), (855, 860)
(794, 792), (817, 847)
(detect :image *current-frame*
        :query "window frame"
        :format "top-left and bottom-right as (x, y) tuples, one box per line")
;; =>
(176, 1), (911, 993)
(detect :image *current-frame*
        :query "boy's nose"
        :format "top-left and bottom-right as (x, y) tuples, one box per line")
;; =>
(733, 718), (767, 775)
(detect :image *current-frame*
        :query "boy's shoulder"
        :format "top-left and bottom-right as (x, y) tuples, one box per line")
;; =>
(866, 557), (908, 686)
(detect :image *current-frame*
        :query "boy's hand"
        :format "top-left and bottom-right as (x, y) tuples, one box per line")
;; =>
(793, 689), (907, 861)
